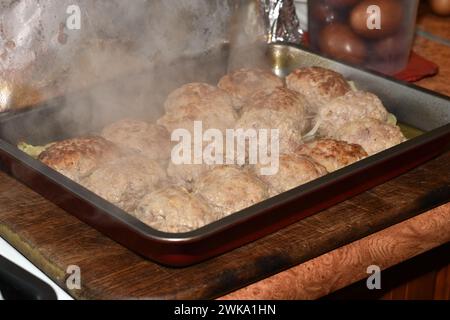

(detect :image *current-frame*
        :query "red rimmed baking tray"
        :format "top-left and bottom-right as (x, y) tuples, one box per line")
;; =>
(0, 44), (449, 266)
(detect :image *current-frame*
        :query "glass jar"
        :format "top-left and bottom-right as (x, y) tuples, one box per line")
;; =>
(308, 0), (420, 75)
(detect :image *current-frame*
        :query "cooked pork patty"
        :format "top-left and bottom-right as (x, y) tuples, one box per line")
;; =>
(286, 67), (351, 113)
(101, 118), (171, 160)
(254, 154), (327, 196)
(167, 154), (219, 191)
(164, 82), (233, 112)
(157, 100), (237, 135)
(134, 186), (218, 233)
(296, 139), (368, 172)
(218, 68), (284, 110)
(167, 147), (237, 190)
(235, 107), (303, 154)
(81, 155), (167, 212)
(38, 136), (120, 182)
(193, 166), (269, 216)
(335, 118), (406, 155)
(243, 87), (310, 132)
(318, 91), (389, 137)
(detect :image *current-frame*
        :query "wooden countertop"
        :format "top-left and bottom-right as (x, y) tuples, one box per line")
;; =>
(0, 6), (449, 300)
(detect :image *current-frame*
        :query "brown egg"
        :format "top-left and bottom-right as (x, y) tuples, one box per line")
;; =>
(373, 34), (408, 59)
(429, 0), (450, 16)
(327, 0), (360, 7)
(319, 23), (367, 65)
(311, 2), (343, 24)
(350, 0), (403, 39)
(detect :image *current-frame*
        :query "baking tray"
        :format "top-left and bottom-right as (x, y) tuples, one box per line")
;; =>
(0, 44), (449, 267)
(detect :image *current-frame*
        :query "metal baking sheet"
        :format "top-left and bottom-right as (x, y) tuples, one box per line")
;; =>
(0, 44), (449, 266)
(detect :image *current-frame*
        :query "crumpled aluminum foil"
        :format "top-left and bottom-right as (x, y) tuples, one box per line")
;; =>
(260, 0), (304, 44)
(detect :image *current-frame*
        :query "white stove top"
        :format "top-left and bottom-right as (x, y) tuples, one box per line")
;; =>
(0, 237), (73, 300)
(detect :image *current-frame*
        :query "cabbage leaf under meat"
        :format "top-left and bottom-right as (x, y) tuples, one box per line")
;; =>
(17, 142), (53, 159)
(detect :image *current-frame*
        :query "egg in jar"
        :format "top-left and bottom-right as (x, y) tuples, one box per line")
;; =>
(319, 23), (367, 65)
(349, 0), (404, 40)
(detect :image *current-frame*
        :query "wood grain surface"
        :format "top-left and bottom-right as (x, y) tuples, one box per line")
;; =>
(434, 262), (450, 299)
(0, 151), (448, 299)
(221, 205), (450, 300)
(305, 241), (450, 300)
(416, 5), (450, 96)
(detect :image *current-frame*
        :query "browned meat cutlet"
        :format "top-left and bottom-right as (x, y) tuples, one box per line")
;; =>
(193, 166), (269, 217)
(164, 82), (233, 113)
(218, 68), (284, 110)
(286, 66), (351, 113)
(236, 107), (303, 154)
(235, 86), (311, 154)
(158, 100), (237, 135)
(335, 118), (407, 155)
(317, 91), (389, 137)
(167, 156), (221, 191)
(253, 154), (327, 197)
(134, 186), (219, 233)
(243, 87), (310, 132)
(81, 155), (167, 212)
(296, 139), (368, 172)
(38, 136), (120, 182)
(101, 118), (171, 160)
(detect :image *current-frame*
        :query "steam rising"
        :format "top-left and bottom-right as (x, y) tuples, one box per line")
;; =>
(227, 0), (269, 72)
(1, 0), (244, 142)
